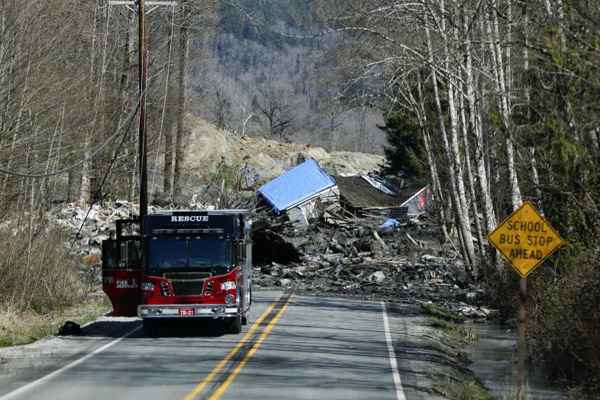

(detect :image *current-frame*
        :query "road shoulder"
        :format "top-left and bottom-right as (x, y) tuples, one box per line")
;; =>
(0, 316), (140, 398)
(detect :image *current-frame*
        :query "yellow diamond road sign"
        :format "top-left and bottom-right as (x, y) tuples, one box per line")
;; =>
(488, 201), (565, 278)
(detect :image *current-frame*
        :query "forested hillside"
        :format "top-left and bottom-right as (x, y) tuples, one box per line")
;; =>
(188, 0), (387, 153)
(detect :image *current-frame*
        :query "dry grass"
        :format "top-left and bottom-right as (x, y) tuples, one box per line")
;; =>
(0, 215), (107, 347)
(0, 296), (109, 347)
(0, 219), (88, 313)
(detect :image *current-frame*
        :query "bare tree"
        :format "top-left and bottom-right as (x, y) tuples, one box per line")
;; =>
(211, 87), (231, 130)
(252, 84), (296, 139)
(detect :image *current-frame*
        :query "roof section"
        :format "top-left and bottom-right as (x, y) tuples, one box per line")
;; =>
(337, 176), (429, 210)
(336, 176), (402, 209)
(257, 159), (337, 213)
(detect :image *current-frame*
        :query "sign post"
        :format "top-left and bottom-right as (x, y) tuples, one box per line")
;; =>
(487, 201), (565, 400)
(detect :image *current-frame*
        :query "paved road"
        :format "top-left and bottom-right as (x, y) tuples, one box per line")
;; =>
(0, 290), (429, 400)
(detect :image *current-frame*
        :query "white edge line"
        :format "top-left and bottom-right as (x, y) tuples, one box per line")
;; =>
(382, 301), (407, 400)
(0, 325), (142, 400)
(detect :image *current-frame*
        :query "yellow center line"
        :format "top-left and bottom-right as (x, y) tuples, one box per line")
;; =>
(182, 302), (276, 400)
(207, 296), (293, 400)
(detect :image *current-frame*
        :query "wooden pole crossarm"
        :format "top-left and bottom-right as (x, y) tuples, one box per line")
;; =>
(108, 1), (176, 5)
(109, 1), (176, 14)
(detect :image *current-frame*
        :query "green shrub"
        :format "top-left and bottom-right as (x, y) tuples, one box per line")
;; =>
(433, 380), (494, 400)
(421, 302), (465, 323)
(528, 250), (600, 396)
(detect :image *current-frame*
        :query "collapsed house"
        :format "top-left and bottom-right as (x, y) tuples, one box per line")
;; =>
(335, 175), (432, 218)
(257, 158), (433, 227)
(257, 159), (340, 225)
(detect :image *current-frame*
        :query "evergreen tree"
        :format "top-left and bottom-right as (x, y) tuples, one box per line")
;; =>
(380, 111), (426, 180)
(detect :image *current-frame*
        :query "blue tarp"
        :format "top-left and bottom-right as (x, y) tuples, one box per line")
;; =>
(378, 218), (401, 234)
(257, 159), (336, 213)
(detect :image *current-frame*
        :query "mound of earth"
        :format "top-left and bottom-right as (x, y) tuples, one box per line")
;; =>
(180, 115), (385, 191)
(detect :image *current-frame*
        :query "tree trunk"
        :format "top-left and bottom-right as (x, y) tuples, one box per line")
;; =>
(426, 25), (476, 272)
(415, 71), (448, 238)
(40, 111), (61, 209)
(522, 2), (543, 209)
(80, 1), (99, 205)
(51, 104), (66, 197)
(464, 9), (497, 241)
(489, 0), (522, 210)
(442, 3), (477, 269)
(459, 91), (486, 262)
(163, 125), (174, 197)
(123, 7), (137, 202)
(161, 20), (177, 199)
(79, 132), (92, 205)
(172, 0), (189, 201)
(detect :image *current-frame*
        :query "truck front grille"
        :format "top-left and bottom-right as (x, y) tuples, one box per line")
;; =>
(164, 272), (211, 296)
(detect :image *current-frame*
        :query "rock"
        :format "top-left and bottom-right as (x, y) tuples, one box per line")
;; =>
(295, 266), (308, 276)
(89, 234), (109, 246)
(278, 278), (292, 287)
(87, 248), (102, 257)
(58, 321), (82, 336)
(459, 305), (489, 319)
(479, 307), (498, 318)
(355, 238), (373, 252)
(455, 270), (470, 285)
(368, 271), (386, 283)
(421, 254), (446, 264)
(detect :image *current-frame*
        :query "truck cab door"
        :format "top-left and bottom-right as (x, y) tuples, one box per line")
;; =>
(102, 239), (142, 317)
(243, 232), (253, 309)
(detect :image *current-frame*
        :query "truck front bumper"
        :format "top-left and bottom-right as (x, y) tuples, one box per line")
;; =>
(138, 304), (239, 319)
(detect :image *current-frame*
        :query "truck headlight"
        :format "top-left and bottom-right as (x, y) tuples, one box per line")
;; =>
(141, 282), (155, 291)
(220, 281), (236, 291)
(225, 294), (236, 305)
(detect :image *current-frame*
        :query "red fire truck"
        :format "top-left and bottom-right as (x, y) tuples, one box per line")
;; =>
(101, 210), (252, 336)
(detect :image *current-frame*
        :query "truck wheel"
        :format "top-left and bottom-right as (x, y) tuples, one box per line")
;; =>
(241, 314), (248, 326)
(143, 319), (159, 337)
(226, 315), (242, 334)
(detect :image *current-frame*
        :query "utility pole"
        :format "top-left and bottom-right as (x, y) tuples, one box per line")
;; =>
(138, 0), (147, 225)
(108, 0), (176, 228)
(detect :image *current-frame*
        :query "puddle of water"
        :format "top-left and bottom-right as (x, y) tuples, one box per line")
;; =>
(465, 322), (566, 400)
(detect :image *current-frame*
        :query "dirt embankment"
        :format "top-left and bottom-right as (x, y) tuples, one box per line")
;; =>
(178, 115), (385, 195)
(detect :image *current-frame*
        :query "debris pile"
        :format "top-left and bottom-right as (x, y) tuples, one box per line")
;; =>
(46, 201), (141, 281)
(251, 158), (491, 315)
(252, 214), (491, 319)
(54, 201), (137, 250)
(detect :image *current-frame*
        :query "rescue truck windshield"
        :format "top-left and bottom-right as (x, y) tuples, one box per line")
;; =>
(147, 238), (232, 271)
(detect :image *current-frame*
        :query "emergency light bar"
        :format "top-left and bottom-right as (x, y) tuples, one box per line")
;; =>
(109, 1), (176, 5)
(151, 228), (225, 235)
